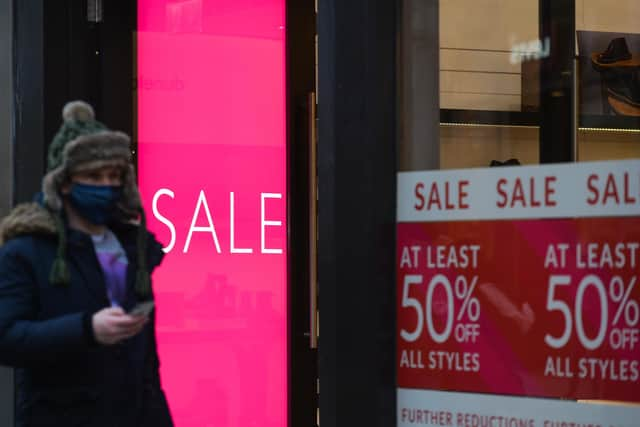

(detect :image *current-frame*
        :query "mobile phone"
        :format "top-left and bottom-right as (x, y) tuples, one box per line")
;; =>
(129, 301), (155, 317)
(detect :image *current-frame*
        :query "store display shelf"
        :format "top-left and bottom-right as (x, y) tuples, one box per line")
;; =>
(441, 109), (640, 133)
(579, 115), (640, 132)
(440, 109), (538, 127)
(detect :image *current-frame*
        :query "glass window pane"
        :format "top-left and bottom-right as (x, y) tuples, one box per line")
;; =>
(399, 0), (545, 171)
(576, 0), (640, 161)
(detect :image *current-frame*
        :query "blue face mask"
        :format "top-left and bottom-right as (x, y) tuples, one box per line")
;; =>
(68, 183), (123, 225)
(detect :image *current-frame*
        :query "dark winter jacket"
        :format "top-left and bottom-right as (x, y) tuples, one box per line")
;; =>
(0, 203), (174, 427)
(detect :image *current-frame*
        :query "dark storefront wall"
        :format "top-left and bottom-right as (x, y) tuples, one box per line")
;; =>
(0, 0), (14, 425)
(1, 2), (136, 425)
(0, 0), (12, 213)
(317, 0), (398, 426)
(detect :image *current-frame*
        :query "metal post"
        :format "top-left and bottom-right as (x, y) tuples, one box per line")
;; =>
(539, 0), (576, 163)
(399, 0), (440, 171)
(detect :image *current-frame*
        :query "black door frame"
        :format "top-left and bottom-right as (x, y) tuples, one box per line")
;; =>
(286, 1), (318, 426)
(317, 1), (398, 426)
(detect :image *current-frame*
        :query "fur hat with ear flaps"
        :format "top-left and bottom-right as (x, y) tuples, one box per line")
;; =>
(6, 100), (151, 298)
(43, 101), (142, 214)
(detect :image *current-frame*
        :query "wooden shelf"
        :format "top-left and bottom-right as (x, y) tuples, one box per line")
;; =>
(440, 109), (640, 131)
(440, 109), (538, 127)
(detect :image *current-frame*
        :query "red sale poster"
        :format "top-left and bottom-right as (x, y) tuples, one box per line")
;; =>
(397, 160), (640, 426)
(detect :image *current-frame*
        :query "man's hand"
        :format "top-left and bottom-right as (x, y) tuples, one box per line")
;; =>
(92, 307), (149, 345)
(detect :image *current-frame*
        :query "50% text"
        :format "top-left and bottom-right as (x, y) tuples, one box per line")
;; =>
(545, 274), (638, 351)
(400, 274), (481, 344)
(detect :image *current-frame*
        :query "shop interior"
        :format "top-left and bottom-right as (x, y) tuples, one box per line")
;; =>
(400, 0), (640, 170)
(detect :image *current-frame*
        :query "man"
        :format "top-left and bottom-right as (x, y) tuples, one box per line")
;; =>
(0, 101), (174, 426)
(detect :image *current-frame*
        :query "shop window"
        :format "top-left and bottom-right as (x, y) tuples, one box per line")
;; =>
(397, 1), (640, 422)
(399, 0), (639, 172)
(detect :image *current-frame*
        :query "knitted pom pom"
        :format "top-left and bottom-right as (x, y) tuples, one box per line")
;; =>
(62, 100), (95, 123)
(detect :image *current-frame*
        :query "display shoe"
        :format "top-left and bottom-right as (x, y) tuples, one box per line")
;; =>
(591, 37), (640, 70)
(598, 37), (631, 63)
(607, 71), (640, 108)
(608, 95), (640, 117)
(489, 158), (521, 167)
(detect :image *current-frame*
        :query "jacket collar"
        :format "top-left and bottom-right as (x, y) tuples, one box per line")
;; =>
(0, 203), (57, 246)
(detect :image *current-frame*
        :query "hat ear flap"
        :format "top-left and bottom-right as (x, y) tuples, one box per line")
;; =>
(42, 167), (66, 211)
(119, 164), (143, 215)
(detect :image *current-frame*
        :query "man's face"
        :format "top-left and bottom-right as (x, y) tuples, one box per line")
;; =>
(62, 165), (123, 194)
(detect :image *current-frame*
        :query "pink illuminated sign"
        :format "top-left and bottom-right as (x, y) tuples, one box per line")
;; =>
(137, 1), (287, 426)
